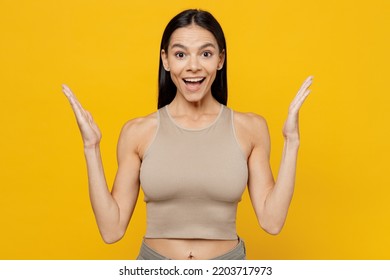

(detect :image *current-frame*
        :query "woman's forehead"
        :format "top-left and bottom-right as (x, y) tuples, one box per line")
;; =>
(168, 25), (218, 49)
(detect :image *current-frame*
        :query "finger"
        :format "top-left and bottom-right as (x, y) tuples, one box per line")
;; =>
(295, 88), (311, 106)
(291, 76), (313, 102)
(304, 75), (314, 82)
(61, 84), (72, 96)
(62, 85), (87, 120)
(62, 84), (78, 101)
(297, 88), (311, 106)
(290, 89), (311, 112)
(85, 110), (101, 134)
(62, 84), (85, 105)
(301, 75), (313, 87)
(65, 93), (85, 118)
(290, 89), (311, 108)
(85, 110), (96, 125)
(298, 76), (313, 94)
(62, 84), (84, 107)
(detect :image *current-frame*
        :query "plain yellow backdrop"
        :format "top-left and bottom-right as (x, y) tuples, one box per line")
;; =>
(1, 0), (389, 259)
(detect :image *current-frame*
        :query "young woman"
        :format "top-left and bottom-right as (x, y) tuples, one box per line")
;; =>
(62, 9), (313, 260)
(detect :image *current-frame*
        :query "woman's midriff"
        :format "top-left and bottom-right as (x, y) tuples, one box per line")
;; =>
(144, 238), (239, 260)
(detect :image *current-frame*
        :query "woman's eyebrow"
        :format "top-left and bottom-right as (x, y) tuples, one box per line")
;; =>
(170, 42), (217, 50)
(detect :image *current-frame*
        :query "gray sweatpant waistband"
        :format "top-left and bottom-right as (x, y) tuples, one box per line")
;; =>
(137, 237), (246, 260)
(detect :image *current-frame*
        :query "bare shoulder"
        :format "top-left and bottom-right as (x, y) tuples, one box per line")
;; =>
(121, 112), (158, 136)
(233, 110), (269, 137)
(118, 112), (158, 159)
(232, 110), (270, 158)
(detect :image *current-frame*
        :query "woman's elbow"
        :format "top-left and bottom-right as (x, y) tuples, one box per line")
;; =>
(259, 220), (284, 235)
(263, 225), (283, 235)
(100, 229), (125, 244)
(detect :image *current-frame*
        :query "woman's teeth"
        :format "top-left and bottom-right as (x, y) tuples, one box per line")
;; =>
(183, 78), (205, 83)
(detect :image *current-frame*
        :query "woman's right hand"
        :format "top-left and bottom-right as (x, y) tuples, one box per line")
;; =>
(62, 84), (102, 148)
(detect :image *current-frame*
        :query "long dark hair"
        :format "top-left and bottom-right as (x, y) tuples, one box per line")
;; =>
(158, 9), (228, 109)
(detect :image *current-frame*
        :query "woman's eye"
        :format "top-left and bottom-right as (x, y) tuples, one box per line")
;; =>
(203, 51), (212, 57)
(175, 52), (185, 58)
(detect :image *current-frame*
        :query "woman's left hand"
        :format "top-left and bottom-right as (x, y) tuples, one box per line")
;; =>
(282, 76), (313, 142)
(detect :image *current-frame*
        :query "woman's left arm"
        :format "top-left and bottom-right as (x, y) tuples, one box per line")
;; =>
(247, 76), (313, 235)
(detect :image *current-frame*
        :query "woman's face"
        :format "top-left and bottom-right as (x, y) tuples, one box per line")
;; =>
(161, 24), (225, 104)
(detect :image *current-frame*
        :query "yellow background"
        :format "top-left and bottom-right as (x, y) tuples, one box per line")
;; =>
(1, 0), (389, 259)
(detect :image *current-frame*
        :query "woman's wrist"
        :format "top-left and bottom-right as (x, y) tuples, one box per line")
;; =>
(83, 143), (101, 153)
(284, 137), (300, 150)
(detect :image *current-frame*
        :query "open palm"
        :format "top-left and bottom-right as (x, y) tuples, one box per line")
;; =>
(282, 76), (313, 142)
(62, 84), (102, 148)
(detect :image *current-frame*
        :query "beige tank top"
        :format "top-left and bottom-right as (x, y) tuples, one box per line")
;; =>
(140, 104), (248, 240)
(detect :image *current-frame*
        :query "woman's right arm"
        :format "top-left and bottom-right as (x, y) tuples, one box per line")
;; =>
(62, 85), (142, 244)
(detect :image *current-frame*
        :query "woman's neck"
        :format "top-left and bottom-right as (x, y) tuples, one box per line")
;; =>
(168, 93), (221, 120)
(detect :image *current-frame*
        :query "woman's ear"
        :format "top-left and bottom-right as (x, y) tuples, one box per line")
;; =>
(217, 49), (225, 70)
(161, 49), (170, 71)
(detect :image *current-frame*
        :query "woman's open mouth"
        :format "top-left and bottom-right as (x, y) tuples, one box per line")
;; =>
(182, 77), (206, 92)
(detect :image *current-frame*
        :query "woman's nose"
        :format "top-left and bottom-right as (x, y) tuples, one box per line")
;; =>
(187, 55), (201, 71)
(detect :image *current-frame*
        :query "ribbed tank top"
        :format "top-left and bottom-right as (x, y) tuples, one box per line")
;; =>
(140, 104), (248, 240)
